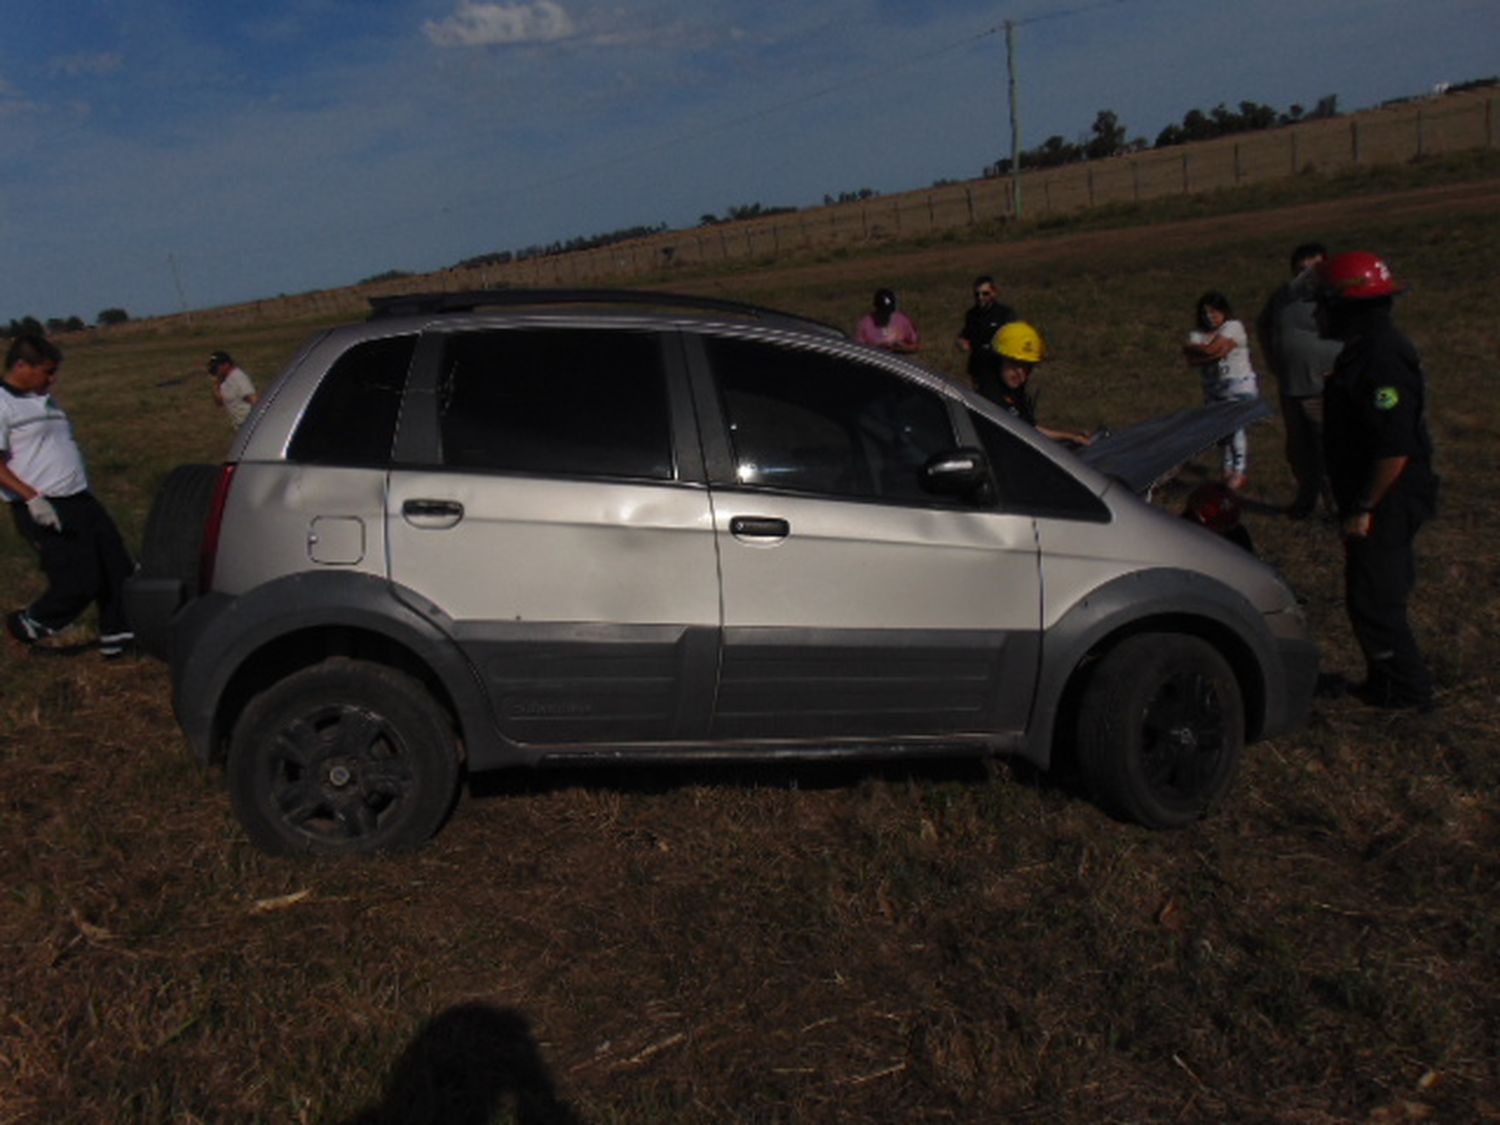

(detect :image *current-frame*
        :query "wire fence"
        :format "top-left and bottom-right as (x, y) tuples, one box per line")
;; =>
(152, 87), (1500, 329)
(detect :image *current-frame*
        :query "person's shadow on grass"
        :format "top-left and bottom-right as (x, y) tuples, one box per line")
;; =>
(344, 1002), (583, 1125)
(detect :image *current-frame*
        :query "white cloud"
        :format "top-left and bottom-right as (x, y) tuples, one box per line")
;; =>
(423, 1), (577, 48)
(50, 52), (125, 78)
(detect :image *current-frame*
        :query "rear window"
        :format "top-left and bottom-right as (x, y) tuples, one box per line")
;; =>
(288, 335), (416, 466)
(436, 328), (674, 481)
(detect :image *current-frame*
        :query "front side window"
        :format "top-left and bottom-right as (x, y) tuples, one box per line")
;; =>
(706, 337), (955, 503)
(289, 334), (416, 466)
(437, 328), (674, 480)
(969, 409), (1109, 520)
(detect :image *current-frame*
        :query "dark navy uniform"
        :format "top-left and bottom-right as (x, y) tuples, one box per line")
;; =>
(1323, 306), (1438, 707)
(987, 383), (1036, 426)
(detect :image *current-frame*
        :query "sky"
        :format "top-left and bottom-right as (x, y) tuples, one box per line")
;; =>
(1, 0), (1495, 322)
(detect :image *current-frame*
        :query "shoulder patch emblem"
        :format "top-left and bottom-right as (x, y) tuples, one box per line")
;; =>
(1374, 386), (1400, 411)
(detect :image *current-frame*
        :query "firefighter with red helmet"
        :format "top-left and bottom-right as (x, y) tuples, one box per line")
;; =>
(1316, 250), (1438, 710)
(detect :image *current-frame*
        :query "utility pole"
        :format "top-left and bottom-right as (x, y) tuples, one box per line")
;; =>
(1006, 20), (1022, 219)
(168, 253), (190, 315)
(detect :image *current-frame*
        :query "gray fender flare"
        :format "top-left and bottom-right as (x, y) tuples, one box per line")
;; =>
(170, 571), (513, 769)
(1023, 567), (1280, 768)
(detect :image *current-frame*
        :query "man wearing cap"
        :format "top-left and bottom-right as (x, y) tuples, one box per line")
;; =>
(854, 288), (920, 354)
(207, 350), (258, 429)
(1316, 250), (1438, 711)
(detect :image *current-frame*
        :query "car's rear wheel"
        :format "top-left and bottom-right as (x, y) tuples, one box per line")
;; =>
(227, 659), (460, 856)
(1075, 633), (1243, 828)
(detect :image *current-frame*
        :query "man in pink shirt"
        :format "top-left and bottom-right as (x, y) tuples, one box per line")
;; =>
(854, 288), (920, 354)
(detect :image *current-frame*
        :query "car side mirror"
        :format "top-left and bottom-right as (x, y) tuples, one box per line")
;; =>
(921, 447), (994, 503)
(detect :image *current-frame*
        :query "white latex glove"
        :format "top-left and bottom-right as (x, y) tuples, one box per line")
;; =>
(26, 495), (62, 531)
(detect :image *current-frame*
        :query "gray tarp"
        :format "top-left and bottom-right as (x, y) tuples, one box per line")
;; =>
(1078, 397), (1275, 495)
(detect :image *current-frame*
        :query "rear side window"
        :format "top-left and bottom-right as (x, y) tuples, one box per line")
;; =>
(969, 410), (1109, 521)
(437, 328), (674, 481)
(289, 335), (416, 466)
(705, 337), (954, 503)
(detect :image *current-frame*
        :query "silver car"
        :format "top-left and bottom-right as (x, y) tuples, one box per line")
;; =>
(127, 290), (1318, 855)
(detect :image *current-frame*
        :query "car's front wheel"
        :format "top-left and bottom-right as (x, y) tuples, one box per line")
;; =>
(227, 659), (460, 856)
(1074, 633), (1243, 828)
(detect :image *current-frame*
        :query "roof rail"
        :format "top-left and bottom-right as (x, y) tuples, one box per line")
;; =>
(367, 287), (844, 337)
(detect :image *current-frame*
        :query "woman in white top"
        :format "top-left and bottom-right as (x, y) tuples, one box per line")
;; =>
(1183, 290), (1259, 490)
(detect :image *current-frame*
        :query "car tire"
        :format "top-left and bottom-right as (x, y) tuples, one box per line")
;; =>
(227, 659), (461, 856)
(1075, 633), (1243, 828)
(138, 463), (221, 597)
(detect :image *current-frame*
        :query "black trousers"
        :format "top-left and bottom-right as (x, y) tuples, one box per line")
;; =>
(8, 492), (135, 637)
(1343, 491), (1432, 704)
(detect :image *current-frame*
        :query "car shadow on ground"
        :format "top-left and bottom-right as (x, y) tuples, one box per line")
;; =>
(466, 751), (1084, 809)
(341, 1002), (583, 1125)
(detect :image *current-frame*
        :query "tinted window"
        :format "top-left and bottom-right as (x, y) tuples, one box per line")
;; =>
(706, 337), (955, 503)
(438, 329), (673, 480)
(969, 410), (1110, 521)
(289, 334), (416, 466)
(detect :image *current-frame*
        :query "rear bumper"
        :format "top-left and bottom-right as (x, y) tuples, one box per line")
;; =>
(122, 576), (187, 661)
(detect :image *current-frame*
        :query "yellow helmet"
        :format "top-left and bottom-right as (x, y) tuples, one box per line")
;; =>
(991, 320), (1047, 364)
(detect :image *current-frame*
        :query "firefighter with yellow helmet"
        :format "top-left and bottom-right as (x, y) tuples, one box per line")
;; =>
(983, 321), (1095, 447)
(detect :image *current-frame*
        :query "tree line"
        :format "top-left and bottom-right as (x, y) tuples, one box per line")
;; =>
(1, 309), (129, 340)
(984, 96), (1342, 176)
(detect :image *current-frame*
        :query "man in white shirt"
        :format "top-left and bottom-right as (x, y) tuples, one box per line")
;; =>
(207, 349), (259, 429)
(2, 335), (136, 657)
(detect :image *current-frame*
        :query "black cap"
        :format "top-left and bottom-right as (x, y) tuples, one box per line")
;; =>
(207, 350), (233, 373)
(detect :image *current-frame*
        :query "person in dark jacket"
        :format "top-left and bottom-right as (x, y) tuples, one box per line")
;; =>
(1257, 241), (1343, 518)
(982, 321), (1094, 447)
(1316, 251), (1438, 711)
(955, 275), (1016, 399)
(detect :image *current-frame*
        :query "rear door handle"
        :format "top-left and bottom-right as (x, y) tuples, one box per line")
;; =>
(402, 498), (464, 529)
(730, 516), (790, 540)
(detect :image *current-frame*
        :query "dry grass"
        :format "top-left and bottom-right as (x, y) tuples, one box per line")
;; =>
(2, 167), (1498, 1123)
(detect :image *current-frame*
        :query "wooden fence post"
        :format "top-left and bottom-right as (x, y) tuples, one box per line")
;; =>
(1351, 119), (1360, 165)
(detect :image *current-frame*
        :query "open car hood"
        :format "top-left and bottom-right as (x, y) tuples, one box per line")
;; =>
(1078, 398), (1274, 495)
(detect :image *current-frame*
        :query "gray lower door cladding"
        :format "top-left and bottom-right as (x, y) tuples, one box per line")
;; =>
(712, 626), (1041, 740)
(453, 621), (718, 745)
(706, 487), (1044, 744)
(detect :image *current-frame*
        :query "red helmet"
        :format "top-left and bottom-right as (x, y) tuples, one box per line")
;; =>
(1182, 482), (1242, 534)
(1316, 250), (1404, 300)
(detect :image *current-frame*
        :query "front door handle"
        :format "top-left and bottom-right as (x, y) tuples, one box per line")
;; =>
(402, 498), (464, 529)
(730, 516), (790, 540)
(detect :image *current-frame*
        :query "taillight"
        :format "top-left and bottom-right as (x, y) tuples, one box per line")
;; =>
(198, 463), (237, 593)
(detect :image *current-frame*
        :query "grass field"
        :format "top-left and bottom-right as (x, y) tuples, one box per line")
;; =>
(2, 160), (1498, 1123)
